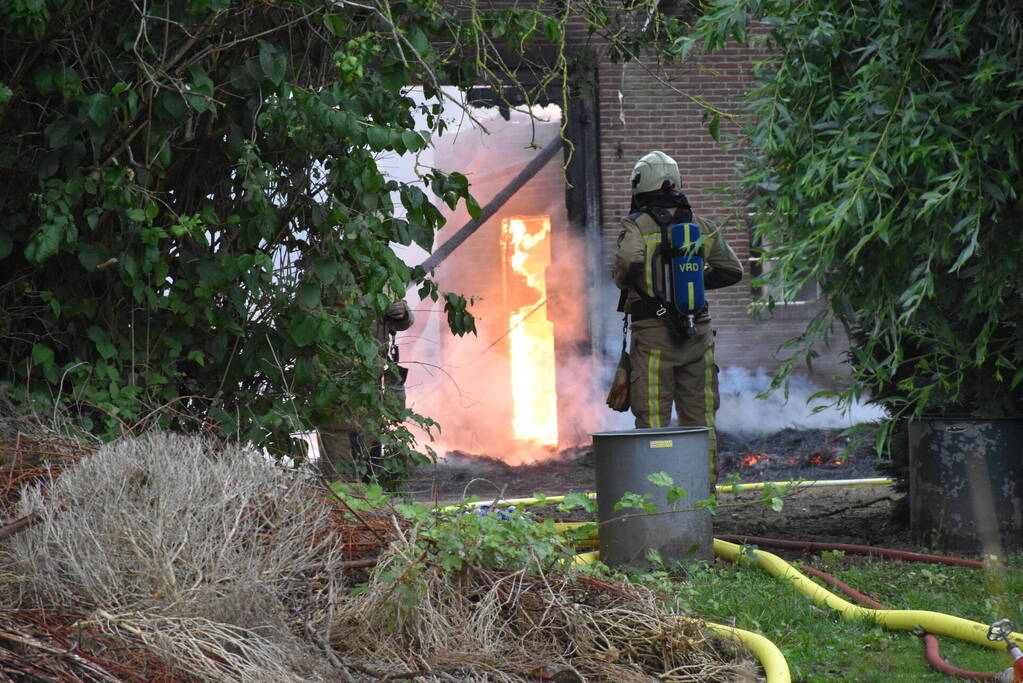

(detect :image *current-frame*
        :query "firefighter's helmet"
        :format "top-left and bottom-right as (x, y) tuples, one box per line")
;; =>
(631, 151), (681, 195)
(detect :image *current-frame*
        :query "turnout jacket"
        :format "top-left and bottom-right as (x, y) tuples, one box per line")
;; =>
(612, 211), (743, 326)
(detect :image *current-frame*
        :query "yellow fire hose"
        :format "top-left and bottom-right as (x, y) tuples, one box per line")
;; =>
(442, 477), (894, 511)
(574, 540), (1023, 683)
(703, 621), (793, 683)
(446, 479), (1023, 682)
(713, 538), (1023, 650)
(572, 550), (793, 681)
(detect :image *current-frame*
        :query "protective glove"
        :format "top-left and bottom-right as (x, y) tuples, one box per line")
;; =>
(606, 350), (632, 412)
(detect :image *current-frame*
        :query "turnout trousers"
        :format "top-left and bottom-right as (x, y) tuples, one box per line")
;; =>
(628, 320), (720, 481)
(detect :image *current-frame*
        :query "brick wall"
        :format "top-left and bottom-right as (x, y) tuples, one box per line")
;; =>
(593, 45), (851, 385)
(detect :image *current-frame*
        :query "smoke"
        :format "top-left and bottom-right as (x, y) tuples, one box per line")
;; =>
(387, 91), (885, 464)
(716, 365), (886, 435)
(403, 221), (605, 465)
(587, 277), (887, 437)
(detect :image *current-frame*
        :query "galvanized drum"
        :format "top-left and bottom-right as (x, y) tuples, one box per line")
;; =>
(593, 426), (713, 568)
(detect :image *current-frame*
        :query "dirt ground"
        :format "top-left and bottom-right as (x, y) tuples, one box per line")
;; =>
(403, 427), (913, 551)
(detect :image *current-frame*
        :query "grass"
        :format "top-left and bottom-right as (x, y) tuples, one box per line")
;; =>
(675, 553), (1023, 682)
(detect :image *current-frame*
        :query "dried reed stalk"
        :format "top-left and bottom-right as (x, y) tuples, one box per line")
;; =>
(334, 534), (759, 682)
(3, 432), (352, 681)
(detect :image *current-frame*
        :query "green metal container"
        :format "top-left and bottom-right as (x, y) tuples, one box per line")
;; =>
(593, 426), (712, 568)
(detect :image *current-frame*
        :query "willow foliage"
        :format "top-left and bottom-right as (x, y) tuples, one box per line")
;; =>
(695, 1), (1023, 421)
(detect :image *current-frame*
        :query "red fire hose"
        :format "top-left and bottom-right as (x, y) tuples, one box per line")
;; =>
(716, 534), (983, 568)
(800, 564), (995, 681)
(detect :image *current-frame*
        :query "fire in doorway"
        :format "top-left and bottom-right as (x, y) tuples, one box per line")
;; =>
(502, 216), (557, 447)
(401, 113), (599, 465)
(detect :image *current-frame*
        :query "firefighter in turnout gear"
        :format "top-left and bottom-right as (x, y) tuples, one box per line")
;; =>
(612, 151), (743, 480)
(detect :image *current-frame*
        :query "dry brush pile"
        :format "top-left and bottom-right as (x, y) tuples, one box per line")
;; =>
(0, 429), (756, 681)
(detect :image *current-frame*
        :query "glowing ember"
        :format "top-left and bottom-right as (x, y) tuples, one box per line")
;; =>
(502, 216), (557, 446)
(740, 453), (770, 467)
(809, 453), (845, 466)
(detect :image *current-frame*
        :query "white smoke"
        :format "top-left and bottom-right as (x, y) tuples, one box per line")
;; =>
(716, 366), (886, 436)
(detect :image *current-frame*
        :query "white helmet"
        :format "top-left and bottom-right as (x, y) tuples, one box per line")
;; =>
(631, 151), (681, 195)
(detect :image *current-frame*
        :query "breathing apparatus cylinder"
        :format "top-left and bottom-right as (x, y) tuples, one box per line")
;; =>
(661, 222), (705, 336)
(670, 223), (706, 312)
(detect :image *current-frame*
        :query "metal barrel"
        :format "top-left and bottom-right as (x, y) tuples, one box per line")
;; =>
(593, 426), (713, 568)
(909, 418), (1023, 555)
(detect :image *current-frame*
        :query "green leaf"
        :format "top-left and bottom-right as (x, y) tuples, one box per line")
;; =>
(558, 492), (596, 513)
(440, 554), (463, 571)
(563, 523), (598, 541)
(379, 63), (409, 93)
(31, 344), (54, 367)
(362, 483), (388, 507)
(188, 65), (214, 95)
(299, 282), (321, 309)
(53, 65), (82, 98)
(44, 118), (78, 148)
(366, 125), (390, 151)
(614, 491), (655, 513)
(408, 26), (430, 56)
(25, 221), (66, 263)
(354, 335), (377, 360)
(770, 497), (784, 512)
(322, 14), (348, 36)
(708, 112), (721, 141)
(543, 17), (561, 43)
(126, 207), (147, 222)
(186, 65), (215, 113)
(188, 350), (205, 366)
(465, 195), (482, 221)
(315, 259), (339, 284)
(83, 93), (114, 126)
(126, 90), (138, 118)
(647, 471), (674, 488)
(290, 314), (320, 347)
(645, 547), (664, 567)
(86, 326), (117, 360)
(157, 91), (187, 120)
(667, 486), (687, 504)
(694, 497), (719, 515)
(259, 40), (287, 85)
(394, 502), (432, 523)
(34, 66), (55, 95)
(401, 130), (422, 153)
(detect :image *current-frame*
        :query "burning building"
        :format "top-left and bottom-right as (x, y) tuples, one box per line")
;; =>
(395, 37), (876, 463)
(402, 107), (601, 463)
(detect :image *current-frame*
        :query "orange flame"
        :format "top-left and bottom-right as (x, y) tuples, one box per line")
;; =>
(740, 453), (770, 467)
(502, 216), (557, 447)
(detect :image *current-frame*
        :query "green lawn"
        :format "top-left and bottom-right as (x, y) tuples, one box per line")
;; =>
(677, 555), (1023, 682)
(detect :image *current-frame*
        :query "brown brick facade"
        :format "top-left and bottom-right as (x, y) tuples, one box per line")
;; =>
(593, 46), (850, 384)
